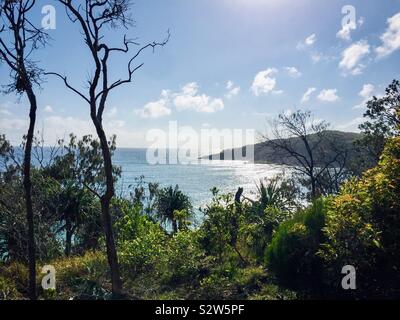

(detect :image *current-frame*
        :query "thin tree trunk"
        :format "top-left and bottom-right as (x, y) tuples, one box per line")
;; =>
(65, 213), (72, 257)
(172, 219), (178, 233)
(93, 120), (123, 297)
(24, 88), (37, 300)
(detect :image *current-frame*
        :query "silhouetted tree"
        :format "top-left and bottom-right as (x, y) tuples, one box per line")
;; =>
(263, 110), (350, 199)
(48, 0), (169, 297)
(0, 0), (48, 300)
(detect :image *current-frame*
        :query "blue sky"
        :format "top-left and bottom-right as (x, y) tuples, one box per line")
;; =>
(1, 0), (400, 148)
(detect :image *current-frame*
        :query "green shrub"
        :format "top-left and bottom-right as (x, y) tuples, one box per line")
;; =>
(319, 137), (400, 298)
(117, 215), (167, 277)
(48, 251), (108, 299)
(163, 230), (205, 285)
(0, 274), (20, 300)
(265, 199), (327, 291)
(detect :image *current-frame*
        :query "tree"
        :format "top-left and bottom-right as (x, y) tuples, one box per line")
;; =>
(357, 79), (400, 169)
(43, 134), (121, 256)
(0, 0), (48, 300)
(48, 0), (169, 297)
(263, 110), (351, 200)
(155, 185), (193, 233)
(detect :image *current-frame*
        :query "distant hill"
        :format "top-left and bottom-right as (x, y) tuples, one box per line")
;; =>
(203, 131), (362, 165)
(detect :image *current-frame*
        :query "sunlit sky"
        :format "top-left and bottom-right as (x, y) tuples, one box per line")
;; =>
(1, 0), (400, 148)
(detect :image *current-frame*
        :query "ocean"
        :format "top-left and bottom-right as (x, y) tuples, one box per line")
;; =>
(113, 148), (287, 210)
(4, 147), (287, 211)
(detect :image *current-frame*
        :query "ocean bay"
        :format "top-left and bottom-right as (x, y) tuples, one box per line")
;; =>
(114, 148), (286, 210)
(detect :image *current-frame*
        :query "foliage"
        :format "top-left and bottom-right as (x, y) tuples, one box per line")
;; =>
(46, 251), (109, 300)
(199, 189), (247, 265)
(319, 137), (400, 298)
(266, 110), (352, 199)
(265, 199), (327, 292)
(115, 199), (168, 277)
(355, 79), (400, 173)
(154, 185), (193, 233)
(1, 128), (400, 300)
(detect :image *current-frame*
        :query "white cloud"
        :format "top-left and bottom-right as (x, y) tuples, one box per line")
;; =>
(43, 105), (53, 113)
(359, 84), (375, 99)
(251, 68), (282, 96)
(225, 81), (240, 99)
(376, 12), (400, 58)
(317, 89), (339, 102)
(135, 83), (225, 117)
(285, 67), (302, 78)
(337, 18), (364, 41)
(135, 98), (171, 118)
(174, 82), (224, 113)
(301, 87), (317, 104)
(353, 83), (376, 109)
(337, 21), (357, 41)
(339, 40), (370, 75)
(305, 34), (317, 46)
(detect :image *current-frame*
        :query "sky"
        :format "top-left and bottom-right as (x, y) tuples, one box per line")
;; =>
(1, 0), (400, 150)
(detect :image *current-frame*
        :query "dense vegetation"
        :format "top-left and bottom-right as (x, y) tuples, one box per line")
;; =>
(0, 79), (399, 300)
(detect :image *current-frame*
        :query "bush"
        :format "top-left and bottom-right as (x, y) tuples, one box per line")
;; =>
(319, 137), (400, 298)
(48, 251), (108, 300)
(163, 230), (205, 285)
(115, 201), (168, 277)
(265, 199), (327, 292)
(0, 263), (22, 300)
(198, 266), (268, 300)
(0, 275), (20, 300)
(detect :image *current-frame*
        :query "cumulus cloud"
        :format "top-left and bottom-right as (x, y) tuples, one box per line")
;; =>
(225, 81), (240, 99)
(376, 12), (400, 58)
(359, 84), (375, 99)
(173, 82), (224, 113)
(339, 40), (370, 75)
(135, 98), (171, 118)
(251, 68), (282, 96)
(317, 89), (339, 102)
(285, 67), (302, 78)
(301, 87), (317, 104)
(353, 83), (376, 109)
(135, 83), (225, 117)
